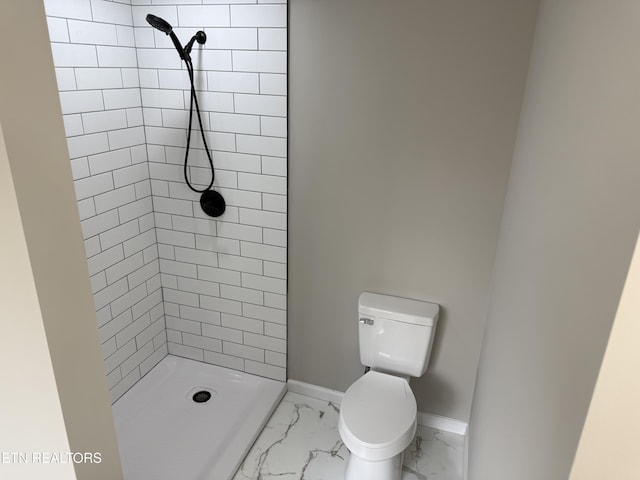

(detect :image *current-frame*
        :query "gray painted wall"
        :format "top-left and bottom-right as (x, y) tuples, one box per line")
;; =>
(288, 0), (538, 421)
(469, 0), (640, 477)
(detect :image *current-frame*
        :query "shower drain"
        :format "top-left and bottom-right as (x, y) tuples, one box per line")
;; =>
(186, 386), (216, 404)
(192, 390), (212, 403)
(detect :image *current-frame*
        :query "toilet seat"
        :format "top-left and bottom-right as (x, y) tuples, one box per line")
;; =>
(339, 371), (417, 462)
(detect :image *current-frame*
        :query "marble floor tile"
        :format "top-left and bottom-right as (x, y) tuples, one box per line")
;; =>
(233, 392), (465, 480)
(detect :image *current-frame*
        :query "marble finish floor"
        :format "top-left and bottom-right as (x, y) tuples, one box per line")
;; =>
(232, 392), (465, 480)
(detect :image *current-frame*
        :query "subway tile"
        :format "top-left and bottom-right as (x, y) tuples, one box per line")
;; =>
(114, 163), (150, 188)
(236, 134), (286, 157)
(94, 185), (137, 214)
(218, 253), (262, 275)
(142, 89), (185, 109)
(91, 0), (133, 26)
(70, 157), (90, 180)
(263, 261), (286, 279)
(131, 145), (148, 164)
(174, 247), (218, 268)
(203, 351), (244, 370)
(77, 197), (96, 220)
(120, 340), (154, 376)
(63, 113), (85, 136)
(177, 5), (230, 27)
(110, 368), (141, 403)
(265, 350), (286, 368)
(208, 71), (259, 94)
(213, 151), (261, 173)
(75, 172), (115, 201)
(106, 368), (122, 390)
(123, 229), (157, 257)
(244, 331), (285, 353)
(215, 221), (262, 243)
(136, 48), (183, 69)
(244, 360), (285, 381)
(158, 69), (191, 90)
(168, 343), (204, 362)
(75, 68), (122, 90)
(117, 26), (136, 47)
(94, 278), (129, 311)
(264, 292), (286, 310)
(104, 88), (142, 109)
(96, 306), (113, 331)
(46, 17), (69, 43)
(217, 188), (262, 210)
(86, 244), (124, 278)
(101, 311), (133, 354)
(183, 91), (234, 113)
(167, 329), (182, 344)
(55, 68), (77, 91)
(258, 28), (287, 51)
(166, 315), (202, 336)
(91, 272), (108, 293)
(110, 283), (148, 318)
(195, 235), (241, 255)
(132, 289), (163, 320)
(210, 112), (260, 135)
(154, 196), (194, 216)
(82, 109), (128, 134)
(157, 228), (196, 248)
(59, 90), (104, 115)
(223, 341), (263, 362)
(204, 28), (257, 50)
(116, 314), (152, 353)
(161, 108), (192, 129)
(182, 333), (222, 353)
(128, 260), (161, 288)
(260, 116), (287, 137)
(172, 215), (216, 235)
(44, 0), (92, 20)
(220, 284), (263, 305)
(143, 243), (160, 263)
(221, 313), (263, 334)
(140, 344), (168, 377)
(146, 127), (187, 149)
(161, 274), (178, 289)
(50, 43), (97, 67)
(202, 323), (243, 343)
(180, 305), (221, 325)
(132, 6), (177, 27)
(139, 69), (160, 88)
(108, 126), (146, 150)
(177, 277), (220, 297)
(160, 259), (197, 278)
(239, 208), (286, 230)
(238, 173), (286, 194)
(235, 94), (286, 117)
(232, 51), (286, 73)
(243, 303), (286, 324)
(80, 210), (119, 240)
(68, 20), (118, 46)
(241, 272), (285, 294)
(97, 46), (138, 68)
(106, 253), (144, 284)
(259, 73), (286, 95)
(264, 320), (286, 338)
(100, 219), (140, 250)
(119, 197), (154, 223)
(134, 27), (156, 49)
(127, 107), (144, 126)
(155, 212), (173, 229)
(261, 156), (287, 176)
(262, 193), (287, 213)
(200, 294), (242, 316)
(84, 236), (103, 259)
(198, 265), (241, 286)
(67, 132), (110, 158)
(263, 228), (286, 247)
(199, 51), (233, 71)
(231, 5), (287, 28)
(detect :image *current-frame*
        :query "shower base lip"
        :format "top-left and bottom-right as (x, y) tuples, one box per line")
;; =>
(112, 354), (286, 480)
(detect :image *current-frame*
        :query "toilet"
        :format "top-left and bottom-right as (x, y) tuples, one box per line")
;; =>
(339, 292), (439, 480)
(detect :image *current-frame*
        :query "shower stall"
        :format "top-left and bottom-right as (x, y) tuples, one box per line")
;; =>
(43, 0), (288, 477)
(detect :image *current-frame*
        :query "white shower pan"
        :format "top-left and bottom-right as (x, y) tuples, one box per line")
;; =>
(112, 355), (286, 480)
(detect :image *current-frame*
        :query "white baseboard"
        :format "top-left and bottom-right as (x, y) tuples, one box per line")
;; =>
(287, 379), (468, 436)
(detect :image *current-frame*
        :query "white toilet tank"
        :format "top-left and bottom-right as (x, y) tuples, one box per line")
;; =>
(358, 292), (439, 378)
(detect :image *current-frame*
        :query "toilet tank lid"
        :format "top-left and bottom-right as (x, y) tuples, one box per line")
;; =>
(358, 292), (439, 326)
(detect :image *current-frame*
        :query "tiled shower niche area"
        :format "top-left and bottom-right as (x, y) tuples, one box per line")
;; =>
(44, 0), (287, 401)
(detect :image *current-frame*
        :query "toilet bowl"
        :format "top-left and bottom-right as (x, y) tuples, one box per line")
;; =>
(339, 292), (439, 480)
(339, 371), (417, 480)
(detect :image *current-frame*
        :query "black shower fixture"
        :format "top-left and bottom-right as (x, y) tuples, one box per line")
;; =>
(145, 14), (225, 218)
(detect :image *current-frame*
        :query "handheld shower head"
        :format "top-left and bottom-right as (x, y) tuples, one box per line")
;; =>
(145, 14), (173, 34)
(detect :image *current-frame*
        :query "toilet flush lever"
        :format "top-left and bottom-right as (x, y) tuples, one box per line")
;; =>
(359, 317), (374, 325)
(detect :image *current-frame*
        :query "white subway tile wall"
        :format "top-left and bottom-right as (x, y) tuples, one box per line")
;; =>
(45, 0), (287, 396)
